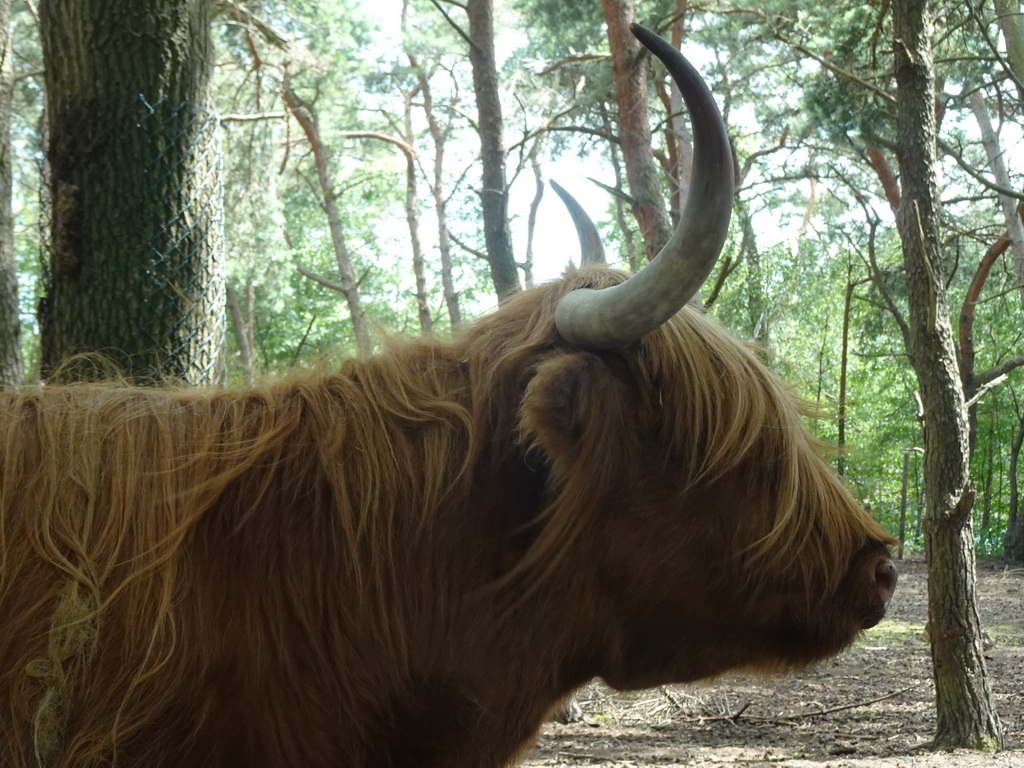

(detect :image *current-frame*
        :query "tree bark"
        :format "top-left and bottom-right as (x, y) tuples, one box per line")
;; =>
(39, 0), (225, 384)
(892, 0), (1002, 750)
(466, 0), (520, 301)
(602, 0), (673, 261)
(0, 0), (21, 388)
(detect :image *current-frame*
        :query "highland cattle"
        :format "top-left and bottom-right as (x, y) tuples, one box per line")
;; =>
(0, 24), (895, 768)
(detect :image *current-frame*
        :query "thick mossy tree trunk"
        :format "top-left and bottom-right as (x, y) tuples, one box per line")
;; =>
(891, 0), (1002, 750)
(0, 0), (21, 388)
(39, 0), (224, 384)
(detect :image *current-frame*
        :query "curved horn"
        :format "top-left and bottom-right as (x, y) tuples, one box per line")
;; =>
(550, 180), (606, 265)
(554, 23), (734, 350)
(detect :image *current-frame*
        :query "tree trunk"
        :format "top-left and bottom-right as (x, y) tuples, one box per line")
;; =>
(1005, 416), (1024, 561)
(226, 281), (255, 385)
(837, 278), (854, 475)
(666, 0), (692, 227)
(602, 0), (672, 261)
(602, 102), (639, 273)
(402, 89), (433, 334)
(736, 200), (767, 344)
(415, 62), (462, 329)
(39, 0), (224, 384)
(466, 0), (520, 301)
(523, 140), (543, 288)
(0, 0), (21, 388)
(891, 0), (1003, 750)
(969, 90), (1024, 311)
(866, 146), (902, 214)
(994, 0), (1024, 103)
(898, 449), (911, 559)
(281, 81), (371, 357)
(399, 4), (433, 334)
(957, 205), (1024, 452)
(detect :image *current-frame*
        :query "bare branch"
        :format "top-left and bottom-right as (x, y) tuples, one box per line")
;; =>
(738, 127), (789, 185)
(938, 137), (1024, 200)
(213, 0), (291, 50)
(977, 357), (1024, 389)
(338, 131), (417, 166)
(537, 53), (611, 77)
(968, 374), (1008, 407)
(220, 111), (288, 123)
(297, 265), (347, 294)
(587, 176), (635, 205)
(448, 230), (488, 261)
(428, 0), (474, 51)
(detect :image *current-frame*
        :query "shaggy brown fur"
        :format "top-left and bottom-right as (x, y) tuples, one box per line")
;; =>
(0, 268), (894, 768)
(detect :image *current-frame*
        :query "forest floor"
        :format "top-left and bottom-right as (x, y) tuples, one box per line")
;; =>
(521, 555), (1024, 767)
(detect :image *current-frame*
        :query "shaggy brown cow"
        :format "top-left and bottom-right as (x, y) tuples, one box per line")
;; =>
(0, 25), (895, 768)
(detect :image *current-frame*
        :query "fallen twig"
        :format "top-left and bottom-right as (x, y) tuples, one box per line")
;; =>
(663, 682), (920, 726)
(759, 683), (921, 724)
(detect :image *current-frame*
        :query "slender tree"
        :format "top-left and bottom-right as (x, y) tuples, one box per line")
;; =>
(405, 41), (462, 328)
(602, 0), (672, 260)
(399, 72), (433, 334)
(0, 0), (20, 387)
(278, 58), (378, 358)
(1008, 414), (1024, 559)
(891, 0), (1002, 749)
(994, 0), (1024, 103)
(39, 0), (224, 383)
(970, 91), (1024, 311)
(465, 0), (520, 301)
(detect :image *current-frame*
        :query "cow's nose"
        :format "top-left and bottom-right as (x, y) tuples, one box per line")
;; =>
(875, 557), (897, 605)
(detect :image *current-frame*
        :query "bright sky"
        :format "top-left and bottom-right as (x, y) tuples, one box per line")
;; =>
(365, 0), (621, 288)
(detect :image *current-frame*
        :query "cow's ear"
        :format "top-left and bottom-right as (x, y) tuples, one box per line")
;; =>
(519, 352), (639, 480)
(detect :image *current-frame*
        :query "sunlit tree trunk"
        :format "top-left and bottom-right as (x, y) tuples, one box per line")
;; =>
(0, 0), (20, 388)
(414, 61), (461, 328)
(399, 4), (433, 334)
(401, 85), (433, 334)
(39, 0), (224, 384)
(892, 0), (1002, 750)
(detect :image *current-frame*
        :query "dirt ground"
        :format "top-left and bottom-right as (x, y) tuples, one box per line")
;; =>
(521, 556), (1024, 767)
